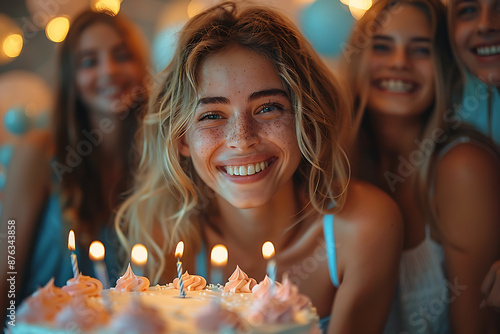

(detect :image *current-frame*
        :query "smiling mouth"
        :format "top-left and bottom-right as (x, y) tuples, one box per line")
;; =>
(223, 160), (271, 176)
(474, 44), (500, 56)
(375, 79), (416, 93)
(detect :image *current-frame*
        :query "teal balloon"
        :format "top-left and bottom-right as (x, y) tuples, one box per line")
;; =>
(0, 172), (6, 190)
(4, 108), (30, 135)
(300, 0), (354, 57)
(0, 145), (14, 167)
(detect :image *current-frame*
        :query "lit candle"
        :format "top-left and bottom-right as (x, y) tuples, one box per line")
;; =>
(68, 230), (79, 278)
(262, 241), (277, 294)
(89, 241), (110, 289)
(131, 244), (148, 277)
(210, 244), (228, 288)
(175, 241), (186, 298)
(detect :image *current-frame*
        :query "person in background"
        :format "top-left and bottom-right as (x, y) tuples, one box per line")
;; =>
(0, 9), (150, 323)
(341, 0), (500, 332)
(115, 2), (403, 333)
(447, 0), (500, 145)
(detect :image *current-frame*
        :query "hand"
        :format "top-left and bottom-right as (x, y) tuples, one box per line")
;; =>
(480, 260), (500, 311)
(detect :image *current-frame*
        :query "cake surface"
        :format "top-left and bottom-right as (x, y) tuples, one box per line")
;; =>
(11, 269), (320, 334)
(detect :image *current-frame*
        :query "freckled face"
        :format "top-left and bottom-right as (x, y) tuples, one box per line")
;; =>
(178, 46), (302, 209)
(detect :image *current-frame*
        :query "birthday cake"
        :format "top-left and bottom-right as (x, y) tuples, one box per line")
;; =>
(11, 265), (320, 334)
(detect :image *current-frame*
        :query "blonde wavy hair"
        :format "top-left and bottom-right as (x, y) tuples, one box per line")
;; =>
(340, 0), (464, 227)
(116, 1), (351, 283)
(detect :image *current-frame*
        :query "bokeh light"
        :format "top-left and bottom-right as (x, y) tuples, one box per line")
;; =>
(3, 34), (23, 58)
(92, 0), (121, 15)
(45, 16), (70, 43)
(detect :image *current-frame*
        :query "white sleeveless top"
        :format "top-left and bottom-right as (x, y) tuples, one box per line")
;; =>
(384, 225), (450, 334)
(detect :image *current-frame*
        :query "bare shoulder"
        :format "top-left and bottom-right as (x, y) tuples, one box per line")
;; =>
(436, 142), (500, 191)
(8, 130), (54, 181)
(336, 179), (404, 236)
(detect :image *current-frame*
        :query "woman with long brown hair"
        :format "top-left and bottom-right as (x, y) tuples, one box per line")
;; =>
(0, 9), (149, 317)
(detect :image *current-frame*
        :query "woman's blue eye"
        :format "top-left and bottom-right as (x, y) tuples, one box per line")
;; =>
(457, 6), (477, 17)
(115, 50), (132, 62)
(373, 44), (390, 52)
(199, 113), (222, 121)
(413, 47), (431, 55)
(79, 57), (96, 68)
(259, 103), (284, 114)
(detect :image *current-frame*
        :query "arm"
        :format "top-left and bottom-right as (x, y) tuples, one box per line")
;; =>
(329, 180), (404, 334)
(481, 260), (500, 309)
(0, 133), (52, 323)
(434, 143), (500, 334)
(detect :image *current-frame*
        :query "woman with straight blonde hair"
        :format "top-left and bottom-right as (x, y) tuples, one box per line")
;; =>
(116, 1), (403, 332)
(341, 0), (500, 332)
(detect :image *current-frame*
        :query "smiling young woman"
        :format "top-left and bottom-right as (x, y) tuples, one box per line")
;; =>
(341, 0), (500, 332)
(115, 2), (404, 333)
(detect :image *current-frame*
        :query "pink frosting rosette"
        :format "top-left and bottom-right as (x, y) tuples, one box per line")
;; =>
(17, 278), (71, 323)
(251, 275), (282, 298)
(172, 271), (207, 291)
(62, 273), (103, 297)
(55, 295), (110, 330)
(114, 263), (150, 292)
(248, 293), (294, 324)
(109, 298), (167, 334)
(275, 276), (312, 311)
(223, 266), (257, 293)
(195, 299), (243, 332)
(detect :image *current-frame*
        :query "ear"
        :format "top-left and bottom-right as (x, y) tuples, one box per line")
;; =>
(178, 134), (191, 157)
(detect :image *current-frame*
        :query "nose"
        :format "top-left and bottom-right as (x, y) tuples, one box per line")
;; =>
(226, 113), (260, 150)
(99, 54), (119, 77)
(477, 10), (499, 34)
(389, 46), (410, 70)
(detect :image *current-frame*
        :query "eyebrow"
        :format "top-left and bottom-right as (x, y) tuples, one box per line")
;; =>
(373, 35), (432, 43)
(197, 89), (288, 106)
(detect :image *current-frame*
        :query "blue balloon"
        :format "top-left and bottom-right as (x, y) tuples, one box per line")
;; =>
(0, 145), (14, 167)
(0, 172), (6, 190)
(300, 0), (354, 57)
(4, 107), (30, 135)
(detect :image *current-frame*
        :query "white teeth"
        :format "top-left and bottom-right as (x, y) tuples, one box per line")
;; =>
(224, 161), (270, 176)
(379, 79), (413, 92)
(476, 45), (500, 56)
(247, 164), (255, 175)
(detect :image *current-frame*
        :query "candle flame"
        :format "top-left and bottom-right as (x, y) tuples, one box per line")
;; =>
(262, 241), (275, 259)
(131, 244), (148, 266)
(175, 241), (184, 258)
(68, 230), (76, 251)
(211, 244), (228, 266)
(89, 241), (105, 261)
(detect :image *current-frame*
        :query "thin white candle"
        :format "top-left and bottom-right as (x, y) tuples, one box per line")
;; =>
(68, 230), (79, 278)
(131, 244), (148, 277)
(262, 241), (277, 294)
(89, 241), (110, 289)
(210, 244), (228, 286)
(175, 241), (186, 298)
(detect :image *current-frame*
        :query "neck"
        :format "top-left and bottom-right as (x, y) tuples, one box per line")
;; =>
(88, 111), (127, 161)
(369, 112), (425, 159)
(211, 180), (303, 255)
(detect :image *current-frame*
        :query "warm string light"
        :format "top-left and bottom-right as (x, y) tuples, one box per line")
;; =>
(67, 230), (79, 278)
(89, 241), (110, 289)
(175, 241), (186, 298)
